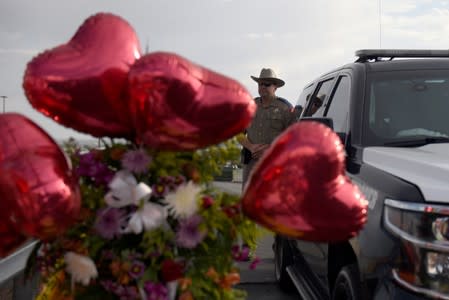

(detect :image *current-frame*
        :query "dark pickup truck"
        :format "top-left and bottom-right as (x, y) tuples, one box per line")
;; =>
(275, 49), (449, 300)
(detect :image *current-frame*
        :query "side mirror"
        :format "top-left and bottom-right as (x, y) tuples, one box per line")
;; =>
(300, 117), (334, 129)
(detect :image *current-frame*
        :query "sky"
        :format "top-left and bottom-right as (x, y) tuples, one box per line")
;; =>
(2, 0), (449, 142)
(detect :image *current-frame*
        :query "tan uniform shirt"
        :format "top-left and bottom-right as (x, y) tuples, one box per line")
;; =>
(246, 97), (295, 144)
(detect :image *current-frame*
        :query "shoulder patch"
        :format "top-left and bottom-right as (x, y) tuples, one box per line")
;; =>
(276, 97), (293, 108)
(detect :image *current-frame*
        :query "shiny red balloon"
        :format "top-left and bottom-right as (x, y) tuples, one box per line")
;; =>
(128, 52), (256, 150)
(242, 122), (368, 242)
(0, 113), (81, 241)
(23, 12), (141, 138)
(0, 172), (28, 258)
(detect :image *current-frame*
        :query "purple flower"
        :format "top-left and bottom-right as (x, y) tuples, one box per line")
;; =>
(101, 249), (116, 260)
(92, 164), (115, 186)
(172, 175), (186, 189)
(76, 151), (114, 186)
(128, 260), (145, 279)
(100, 279), (118, 293)
(144, 281), (168, 300)
(160, 176), (175, 185)
(231, 245), (240, 260)
(76, 152), (97, 175)
(116, 285), (139, 300)
(239, 245), (250, 261)
(175, 215), (207, 249)
(152, 183), (168, 198)
(94, 207), (126, 239)
(121, 149), (152, 174)
(230, 244), (250, 261)
(249, 256), (261, 270)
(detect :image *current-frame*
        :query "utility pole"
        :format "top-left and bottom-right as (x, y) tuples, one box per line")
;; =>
(0, 96), (7, 113)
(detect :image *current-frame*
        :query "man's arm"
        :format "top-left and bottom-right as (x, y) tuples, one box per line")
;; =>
(237, 133), (269, 159)
(237, 134), (253, 151)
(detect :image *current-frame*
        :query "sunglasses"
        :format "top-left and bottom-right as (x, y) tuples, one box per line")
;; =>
(258, 82), (273, 87)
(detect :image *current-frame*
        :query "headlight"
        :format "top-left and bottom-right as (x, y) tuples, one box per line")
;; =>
(433, 217), (449, 241)
(426, 251), (449, 276)
(384, 199), (449, 299)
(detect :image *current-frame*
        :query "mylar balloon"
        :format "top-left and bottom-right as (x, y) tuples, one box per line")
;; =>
(128, 52), (256, 150)
(23, 12), (141, 138)
(241, 121), (368, 242)
(0, 222), (28, 258)
(0, 113), (81, 241)
(0, 172), (28, 258)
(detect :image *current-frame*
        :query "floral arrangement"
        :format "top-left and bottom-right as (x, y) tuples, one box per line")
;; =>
(26, 137), (261, 300)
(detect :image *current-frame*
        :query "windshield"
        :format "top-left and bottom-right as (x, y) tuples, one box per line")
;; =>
(363, 70), (449, 147)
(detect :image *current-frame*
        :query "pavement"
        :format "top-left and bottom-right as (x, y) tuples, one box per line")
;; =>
(212, 180), (244, 195)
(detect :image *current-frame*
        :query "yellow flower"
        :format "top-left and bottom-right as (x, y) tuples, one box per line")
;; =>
(36, 270), (72, 300)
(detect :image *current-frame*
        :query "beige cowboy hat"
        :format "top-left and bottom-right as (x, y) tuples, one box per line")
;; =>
(250, 68), (285, 87)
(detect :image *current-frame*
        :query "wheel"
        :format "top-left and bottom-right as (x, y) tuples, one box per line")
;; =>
(331, 264), (362, 300)
(274, 235), (295, 291)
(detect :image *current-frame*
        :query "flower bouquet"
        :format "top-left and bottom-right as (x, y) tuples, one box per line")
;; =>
(26, 137), (260, 300)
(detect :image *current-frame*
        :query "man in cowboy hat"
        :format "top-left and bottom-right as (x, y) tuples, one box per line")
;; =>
(239, 68), (296, 189)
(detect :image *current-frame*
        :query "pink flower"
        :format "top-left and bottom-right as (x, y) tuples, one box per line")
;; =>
(249, 256), (261, 270)
(143, 281), (168, 300)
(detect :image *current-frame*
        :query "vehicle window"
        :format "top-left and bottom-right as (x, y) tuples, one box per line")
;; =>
(295, 84), (315, 120)
(364, 70), (449, 146)
(304, 78), (334, 117)
(325, 75), (351, 133)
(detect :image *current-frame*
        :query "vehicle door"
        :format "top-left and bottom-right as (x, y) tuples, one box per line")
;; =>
(292, 75), (338, 282)
(323, 74), (351, 143)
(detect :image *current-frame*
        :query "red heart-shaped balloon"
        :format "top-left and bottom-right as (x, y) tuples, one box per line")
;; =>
(128, 52), (256, 150)
(0, 113), (81, 241)
(0, 172), (28, 258)
(23, 13), (141, 138)
(242, 122), (368, 242)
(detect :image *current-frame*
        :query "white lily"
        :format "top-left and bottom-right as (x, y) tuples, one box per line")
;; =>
(104, 170), (152, 208)
(125, 202), (168, 234)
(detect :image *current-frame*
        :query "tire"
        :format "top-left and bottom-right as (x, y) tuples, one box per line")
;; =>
(331, 264), (362, 300)
(274, 235), (295, 291)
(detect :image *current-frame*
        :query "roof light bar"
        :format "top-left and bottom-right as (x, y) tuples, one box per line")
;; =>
(355, 49), (449, 62)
